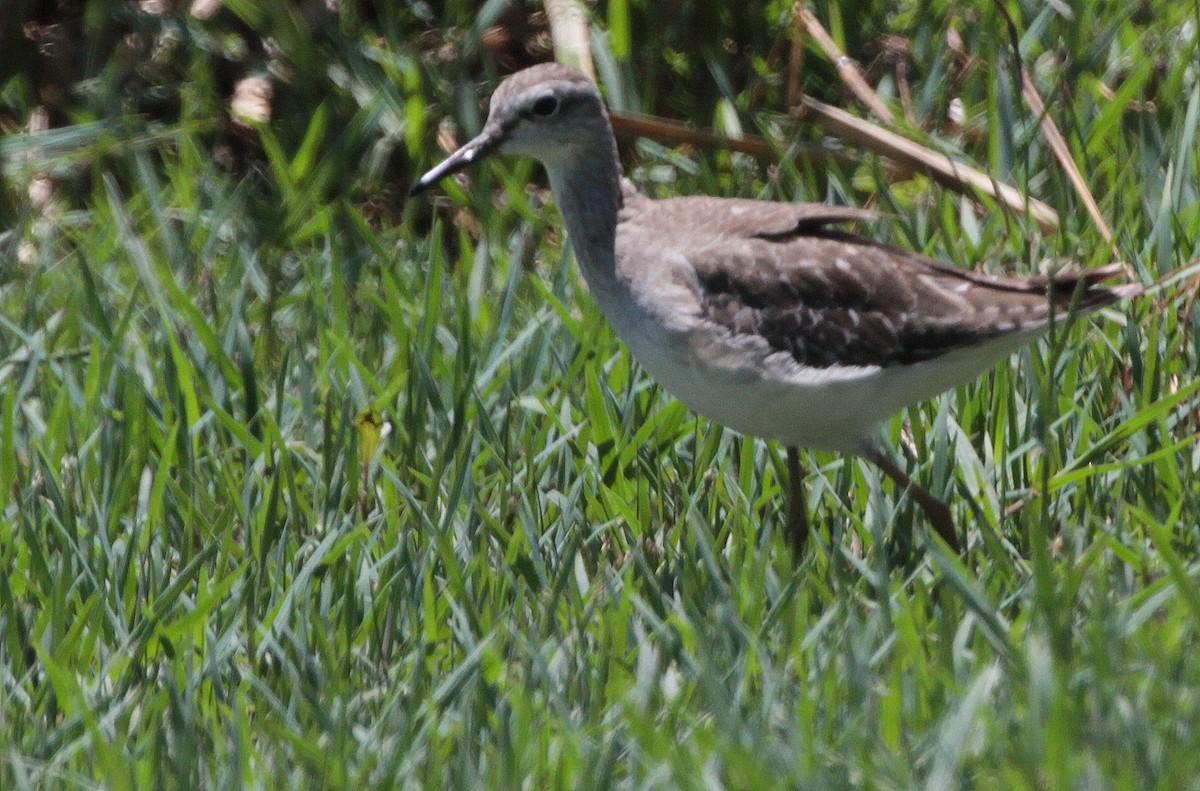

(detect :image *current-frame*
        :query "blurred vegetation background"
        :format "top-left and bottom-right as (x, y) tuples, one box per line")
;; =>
(2, 1), (1200, 788)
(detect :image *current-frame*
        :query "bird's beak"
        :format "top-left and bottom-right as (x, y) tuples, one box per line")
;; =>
(408, 126), (503, 196)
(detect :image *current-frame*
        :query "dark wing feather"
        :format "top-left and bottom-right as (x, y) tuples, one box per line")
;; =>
(641, 193), (1132, 368)
(695, 241), (1012, 367)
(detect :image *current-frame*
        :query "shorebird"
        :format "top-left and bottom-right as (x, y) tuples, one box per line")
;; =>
(410, 63), (1137, 554)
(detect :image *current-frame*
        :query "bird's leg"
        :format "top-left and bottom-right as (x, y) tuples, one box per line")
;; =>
(785, 446), (809, 554)
(861, 446), (960, 552)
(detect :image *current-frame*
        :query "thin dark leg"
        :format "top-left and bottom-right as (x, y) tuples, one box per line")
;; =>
(785, 446), (809, 554)
(861, 446), (960, 552)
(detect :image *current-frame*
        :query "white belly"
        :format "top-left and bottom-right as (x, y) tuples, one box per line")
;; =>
(628, 335), (887, 451)
(583, 256), (1040, 453)
(608, 306), (1037, 453)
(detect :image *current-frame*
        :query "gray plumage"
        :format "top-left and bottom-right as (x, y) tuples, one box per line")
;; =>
(630, 191), (1129, 368)
(411, 62), (1138, 553)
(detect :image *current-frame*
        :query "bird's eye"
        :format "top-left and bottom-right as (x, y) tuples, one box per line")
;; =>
(530, 96), (560, 117)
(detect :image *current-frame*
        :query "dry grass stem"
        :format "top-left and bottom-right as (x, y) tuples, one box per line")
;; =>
(794, 4), (896, 124)
(798, 95), (1060, 233)
(609, 110), (845, 167)
(544, 0), (595, 82)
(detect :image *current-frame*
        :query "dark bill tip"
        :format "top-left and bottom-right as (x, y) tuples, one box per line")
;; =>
(408, 129), (501, 197)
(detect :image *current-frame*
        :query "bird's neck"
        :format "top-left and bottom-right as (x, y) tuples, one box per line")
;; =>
(543, 133), (623, 291)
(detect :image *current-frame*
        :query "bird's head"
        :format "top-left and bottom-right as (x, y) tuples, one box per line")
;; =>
(410, 63), (606, 195)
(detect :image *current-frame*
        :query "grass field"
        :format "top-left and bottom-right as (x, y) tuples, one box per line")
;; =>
(2, 1), (1200, 788)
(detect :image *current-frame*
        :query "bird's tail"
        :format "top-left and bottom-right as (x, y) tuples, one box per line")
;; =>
(1037, 263), (1142, 313)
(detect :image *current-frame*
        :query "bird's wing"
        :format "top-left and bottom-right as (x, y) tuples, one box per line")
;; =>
(662, 193), (886, 238)
(644, 195), (1129, 369)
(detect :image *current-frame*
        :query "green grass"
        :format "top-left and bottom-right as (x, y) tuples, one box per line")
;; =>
(2, 1), (1200, 788)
